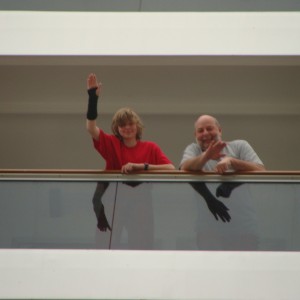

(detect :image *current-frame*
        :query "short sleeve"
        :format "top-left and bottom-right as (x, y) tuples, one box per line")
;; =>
(236, 140), (264, 165)
(179, 143), (201, 168)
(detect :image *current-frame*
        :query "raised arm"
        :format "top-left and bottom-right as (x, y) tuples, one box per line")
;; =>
(86, 73), (102, 141)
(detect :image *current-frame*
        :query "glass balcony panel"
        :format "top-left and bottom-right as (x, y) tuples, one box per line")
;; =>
(1, 177), (300, 251)
(0, 181), (118, 249)
(108, 181), (300, 251)
(109, 182), (199, 250)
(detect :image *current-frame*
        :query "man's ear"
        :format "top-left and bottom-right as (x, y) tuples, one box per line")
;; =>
(194, 127), (198, 136)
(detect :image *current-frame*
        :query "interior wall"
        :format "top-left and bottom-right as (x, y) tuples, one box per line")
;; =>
(0, 64), (299, 170)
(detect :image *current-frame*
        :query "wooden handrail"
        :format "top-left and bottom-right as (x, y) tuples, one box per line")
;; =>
(1, 169), (300, 175)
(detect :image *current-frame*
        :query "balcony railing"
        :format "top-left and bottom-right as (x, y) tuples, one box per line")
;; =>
(1, 169), (300, 251)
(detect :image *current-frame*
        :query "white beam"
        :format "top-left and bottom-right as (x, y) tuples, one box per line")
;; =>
(1, 249), (300, 299)
(1, 11), (300, 56)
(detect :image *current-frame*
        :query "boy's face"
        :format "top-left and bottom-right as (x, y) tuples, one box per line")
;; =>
(118, 121), (138, 140)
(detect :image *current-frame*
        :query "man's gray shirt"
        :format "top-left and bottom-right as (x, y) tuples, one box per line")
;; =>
(180, 140), (264, 171)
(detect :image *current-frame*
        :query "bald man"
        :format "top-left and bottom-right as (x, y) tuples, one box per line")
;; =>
(180, 115), (265, 173)
(180, 115), (266, 250)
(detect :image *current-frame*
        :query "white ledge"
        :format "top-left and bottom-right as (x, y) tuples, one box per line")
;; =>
(1, 11), (300, 56)
(1, 249), (300, 299)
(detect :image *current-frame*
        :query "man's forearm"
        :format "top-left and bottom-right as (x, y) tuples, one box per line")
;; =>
(230, 158), (265, 172)
(181, 153), (209, 171)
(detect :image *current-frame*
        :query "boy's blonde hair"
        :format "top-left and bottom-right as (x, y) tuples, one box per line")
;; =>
(111, 107), (144, 140)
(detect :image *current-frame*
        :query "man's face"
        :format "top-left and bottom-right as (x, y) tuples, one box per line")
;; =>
(194, 116), (222, 151)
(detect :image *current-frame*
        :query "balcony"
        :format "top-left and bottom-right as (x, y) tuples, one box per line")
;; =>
(1, 169), (300, 299)
(1, 169), (300, 251)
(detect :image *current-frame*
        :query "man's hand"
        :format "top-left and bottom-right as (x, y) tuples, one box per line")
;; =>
(215, 157), (232, 174)
(87, 73), (102, 96)
(205, 140), (226, 161)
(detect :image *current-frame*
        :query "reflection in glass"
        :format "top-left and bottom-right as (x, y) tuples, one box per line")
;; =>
(216, 182), (243, 198)
(192, 182), (259, 250)
(189, 182), (231, 223)
(92, 182), (111, 232)
(110, 182), (154, 250)
(0, 181), (102, 249)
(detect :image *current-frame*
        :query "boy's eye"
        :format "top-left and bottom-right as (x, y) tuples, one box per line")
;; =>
(120, 122), (133, 128)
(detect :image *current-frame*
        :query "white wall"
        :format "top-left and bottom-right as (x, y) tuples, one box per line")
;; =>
(1, 12), (300, 56)
(1, 249), (300, 299)
(0, 64), (299, 170)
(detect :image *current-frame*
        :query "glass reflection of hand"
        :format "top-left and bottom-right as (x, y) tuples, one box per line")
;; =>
(190, 182), (231, 223)
(92, 182), (111, 232)
(216, 182), (243, 198)
(205, 196), (231, 222)
(97, 203), (112, 232)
